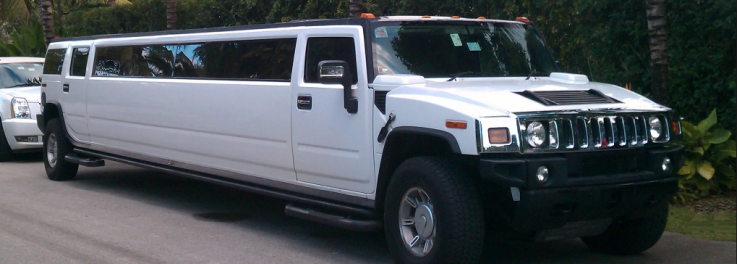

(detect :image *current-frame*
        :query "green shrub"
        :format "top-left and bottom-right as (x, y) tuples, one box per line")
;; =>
(676, 109), (736, 202)
(0, 20), (46, 57)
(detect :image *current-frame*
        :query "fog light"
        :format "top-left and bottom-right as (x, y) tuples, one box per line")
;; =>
(662, 157), (672, 173)
(536, 166), (549, 183)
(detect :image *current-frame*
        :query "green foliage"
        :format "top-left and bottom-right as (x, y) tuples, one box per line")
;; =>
(0, 20), (46, 57)
(676, 110), (736, 202)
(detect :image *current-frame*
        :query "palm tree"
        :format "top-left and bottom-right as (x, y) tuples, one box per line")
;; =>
(40, 0), (54, 46)
(166, 0), (176, 30)
(349, 0), (364, 18)
(108, 0), (116, 4)
(646, 0), (668, 105)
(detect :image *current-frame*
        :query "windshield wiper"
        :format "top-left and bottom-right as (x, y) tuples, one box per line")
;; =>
(447, 71), (475, 82)
(4, 83), (39, 88)
(525, 71), (549, 80)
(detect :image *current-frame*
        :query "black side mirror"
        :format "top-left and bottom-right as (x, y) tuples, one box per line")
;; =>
(318, 60), (357, 114)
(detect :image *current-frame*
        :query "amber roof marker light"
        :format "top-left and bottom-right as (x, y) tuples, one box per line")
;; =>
(516, 17), (531, 23)
(360, 13), (376, 19)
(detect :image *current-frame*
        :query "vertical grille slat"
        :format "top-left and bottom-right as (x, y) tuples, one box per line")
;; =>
(615, 117), (627, 146)
(577, 118), (589, 149)
(562, 119), (575, 149)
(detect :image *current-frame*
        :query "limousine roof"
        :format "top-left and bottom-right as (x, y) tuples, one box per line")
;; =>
(52, 16), (522, 43)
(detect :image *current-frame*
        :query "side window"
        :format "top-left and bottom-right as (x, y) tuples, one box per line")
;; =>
(70, 47), (90, 77)
(43, 48), (66, 75)
(92, 38), (297, 81)
(304, 37), (358, 84)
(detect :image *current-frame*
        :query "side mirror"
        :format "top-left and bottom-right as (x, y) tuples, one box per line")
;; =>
(318, 60), (357, 114)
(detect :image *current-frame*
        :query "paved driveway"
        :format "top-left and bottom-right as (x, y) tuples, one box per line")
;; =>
(0, 154), (734, 264)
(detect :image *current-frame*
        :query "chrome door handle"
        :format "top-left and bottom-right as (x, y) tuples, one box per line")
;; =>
(297, 95), (312, 110)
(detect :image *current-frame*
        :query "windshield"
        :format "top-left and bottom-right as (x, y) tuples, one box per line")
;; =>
(0, 63), (44, 88)
(371, 21), (557, 79)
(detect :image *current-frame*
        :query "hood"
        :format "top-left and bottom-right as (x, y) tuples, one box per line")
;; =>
(0, 86), (41, 102)
(379, 74), (667, 116)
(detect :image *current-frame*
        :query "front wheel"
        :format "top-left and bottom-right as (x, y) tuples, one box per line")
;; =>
(43, 119), (78, 181)
(581, 203), (669, 255)
(384, 157), (484, 264)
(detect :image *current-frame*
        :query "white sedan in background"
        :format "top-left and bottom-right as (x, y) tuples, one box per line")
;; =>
(0, 57), (44, 161)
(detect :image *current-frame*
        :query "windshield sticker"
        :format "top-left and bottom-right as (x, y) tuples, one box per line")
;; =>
(17, 66), (25, 70)
(450, 34), (463, 47)
(375, 27), (388, 38)
(28, 68), (36, 71)
(467, 42), (481, 51)
(378, 66), (390, 74)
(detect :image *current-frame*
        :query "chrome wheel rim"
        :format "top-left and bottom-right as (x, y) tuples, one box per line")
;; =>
(47, 134), (57, 168)
(398, 187), (436, 257)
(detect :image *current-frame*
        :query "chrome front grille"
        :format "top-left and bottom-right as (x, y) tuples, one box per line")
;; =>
(518, 112), (670, 153)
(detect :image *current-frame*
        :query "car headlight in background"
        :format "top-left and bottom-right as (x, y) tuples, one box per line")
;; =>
(11, 97), (30, 119)
(648, 116), (663, 141)
(526, 121), (546, 148)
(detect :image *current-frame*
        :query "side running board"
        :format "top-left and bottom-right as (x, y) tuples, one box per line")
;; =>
(285, 203), (382, 232)
(64, 153), (105, 167)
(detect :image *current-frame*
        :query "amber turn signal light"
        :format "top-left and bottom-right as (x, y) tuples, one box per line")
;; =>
(671, 120), (682, 135)
(446, 121), (467, 129)
(488, 128), (510, 144)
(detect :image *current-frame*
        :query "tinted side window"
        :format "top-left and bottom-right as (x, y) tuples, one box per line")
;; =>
(70, 48), (90, 77)
(43, 49), (66, 75)
(304, 37), (358, 84)
(92, 38), (297, 81)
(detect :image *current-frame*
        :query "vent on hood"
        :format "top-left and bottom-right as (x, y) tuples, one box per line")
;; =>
(514, 89), (621, 106)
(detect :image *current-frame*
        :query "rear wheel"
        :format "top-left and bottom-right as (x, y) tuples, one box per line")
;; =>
(0, 123), (12, 161)
(384, 157), (484, 264)
(581, 203), (669, 255)
(43, 119), (78, 181)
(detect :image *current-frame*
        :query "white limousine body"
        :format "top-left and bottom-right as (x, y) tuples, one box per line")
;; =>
(40, 15), (685, 263)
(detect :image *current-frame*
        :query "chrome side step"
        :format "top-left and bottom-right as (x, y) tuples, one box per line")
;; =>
(285, 203), (382, 232)
(64, 153), (105, 167)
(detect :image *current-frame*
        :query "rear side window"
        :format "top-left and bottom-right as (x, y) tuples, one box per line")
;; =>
(93, 38), (297, 81)
(43, 49), (66, 75)
(304, 37), (358, 84)
(70, 47), (90, 77)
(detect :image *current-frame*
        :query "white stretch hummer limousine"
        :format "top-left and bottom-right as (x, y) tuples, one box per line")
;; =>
(39, 15), (685, 264)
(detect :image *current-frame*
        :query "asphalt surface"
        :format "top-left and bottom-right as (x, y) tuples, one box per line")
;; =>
(0, 153), (734, 264)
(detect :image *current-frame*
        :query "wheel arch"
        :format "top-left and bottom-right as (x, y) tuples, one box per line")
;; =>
(375, 127), (465, 213)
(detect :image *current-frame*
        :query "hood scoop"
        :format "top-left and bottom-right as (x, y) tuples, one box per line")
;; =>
(515, 89), (622, 106)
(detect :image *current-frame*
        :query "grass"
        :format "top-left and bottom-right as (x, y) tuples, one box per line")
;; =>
(666, 205), (737, 242)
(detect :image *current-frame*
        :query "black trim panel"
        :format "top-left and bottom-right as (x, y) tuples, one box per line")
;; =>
(388, 126), (462, 154)
(74, 148), (377, 217)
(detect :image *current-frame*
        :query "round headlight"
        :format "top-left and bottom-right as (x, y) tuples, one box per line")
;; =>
(526, 121), (546, 148)
(649, 116), (662, 140)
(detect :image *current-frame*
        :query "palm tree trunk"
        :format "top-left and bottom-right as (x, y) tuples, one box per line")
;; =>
(166, 0), (176, 30)
(108, 0), (116, 4)
(646, 0), (668, 105)
(349, 0), (364, 18)
(40, 0), (54, 46)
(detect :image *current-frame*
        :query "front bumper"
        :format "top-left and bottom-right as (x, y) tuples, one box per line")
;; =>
(2, 118), (43, 151)
(479, 146), (684, 235)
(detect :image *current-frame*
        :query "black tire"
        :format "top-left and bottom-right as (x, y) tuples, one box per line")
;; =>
(581, 203), (669, 255)
(384, 156), (484, 264)
(0, 123), (13, 161)
(43, 119), (78, 181)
